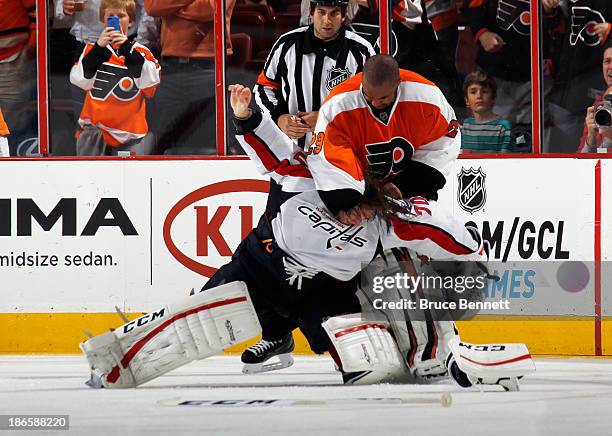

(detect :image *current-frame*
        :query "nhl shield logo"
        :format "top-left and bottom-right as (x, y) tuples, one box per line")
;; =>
(457, 167), (486, 213)
(325, 67), (350, 91)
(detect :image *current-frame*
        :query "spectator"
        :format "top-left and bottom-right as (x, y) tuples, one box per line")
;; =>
(144, 0), (235, 155)
(346, 0), (463, 106)
(255, 0), (374, 151)
(578, 43), (612, 152)
(56, 0), (147, 148)
(579, 85), (612, 152)
(56, 0), (145, 47)
(70, 0), (160, 155)
(0, 107), (9, 156)
(461, 70), (512, 153)
(545, 0), (612, 152)
(460, 0), (561, 151)
(0, 0), (37, 153)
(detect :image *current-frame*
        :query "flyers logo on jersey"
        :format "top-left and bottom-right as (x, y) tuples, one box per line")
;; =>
(569, 6), (606, 47)
(496, 0), (530, 36)
(90, 63), (139, 101)
(365, 137), (415, 178)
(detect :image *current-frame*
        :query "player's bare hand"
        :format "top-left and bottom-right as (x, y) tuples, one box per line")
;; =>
(278, 114), (309, 139)
(585, 106), (598, 146)
(337, 204), (376, 226)
(63, 0), (76, 15)
(479, 31), (505, 53)
(97, 27), (115, 48)
(228, 84), (252, 118)
(591, 23), (611, 44)
(297, 111), (319, 131)
(542, 0), (559, 14)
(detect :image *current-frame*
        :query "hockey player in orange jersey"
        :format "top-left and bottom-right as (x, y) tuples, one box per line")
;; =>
(70, 0), (160, 156)
(307, 54), (471, 383)
(0, 107), (9, 156)
(307, 54), (460, 223)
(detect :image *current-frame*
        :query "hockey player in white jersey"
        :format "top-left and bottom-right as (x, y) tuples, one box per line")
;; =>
(80, 85), (534, 390)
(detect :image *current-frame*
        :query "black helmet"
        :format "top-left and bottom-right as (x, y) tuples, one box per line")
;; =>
(310, 0), (349, 6)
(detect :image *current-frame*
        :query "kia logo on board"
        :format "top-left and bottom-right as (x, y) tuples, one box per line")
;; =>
(163, 179), (270, 277)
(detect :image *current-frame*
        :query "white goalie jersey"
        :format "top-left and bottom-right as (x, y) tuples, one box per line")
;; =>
(271, 190), (484, 281)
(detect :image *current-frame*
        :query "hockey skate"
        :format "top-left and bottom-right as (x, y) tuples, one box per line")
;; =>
(241, 334), (295, 374)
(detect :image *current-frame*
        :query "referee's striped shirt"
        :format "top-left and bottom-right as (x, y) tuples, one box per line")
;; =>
(254, 25), (375, 148)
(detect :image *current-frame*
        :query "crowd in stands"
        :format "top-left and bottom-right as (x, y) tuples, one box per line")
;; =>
(2, 0), (612, 155)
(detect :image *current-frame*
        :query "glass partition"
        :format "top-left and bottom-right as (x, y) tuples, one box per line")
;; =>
(1, 3), (38, 156)
(542, 1), (612, 154)
(35, 0), (612, 157)
(455, 0), (533, 154)
(48, 0), (223, 156)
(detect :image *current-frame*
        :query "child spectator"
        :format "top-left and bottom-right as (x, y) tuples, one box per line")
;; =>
(461, 69), (512, 153)
(0, 107), (9, 156)
(70, 0), (160, 155)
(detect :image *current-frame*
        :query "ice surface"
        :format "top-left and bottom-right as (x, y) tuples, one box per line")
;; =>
(1, 355), (611, 435)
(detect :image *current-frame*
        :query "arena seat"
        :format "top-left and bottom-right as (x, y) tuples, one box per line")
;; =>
(232, 11), (267, 56)
(273, 13), (302, 40)
(229, 33), (253, 69)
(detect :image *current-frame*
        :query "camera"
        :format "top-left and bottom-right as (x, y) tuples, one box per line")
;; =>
(594, 94), (612, 127)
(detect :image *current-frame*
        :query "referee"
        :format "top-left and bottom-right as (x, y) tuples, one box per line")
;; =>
(254, 0), (375, 149)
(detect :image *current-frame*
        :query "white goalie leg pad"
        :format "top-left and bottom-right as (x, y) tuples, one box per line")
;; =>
(322, 314), (407, 379)
(409, 320), (457, 382)
(447, 337), (535, 391)
(80, 281), (261, 388)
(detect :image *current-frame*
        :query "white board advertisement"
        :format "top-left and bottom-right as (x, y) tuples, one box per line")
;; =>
(0, 158), (605, 316)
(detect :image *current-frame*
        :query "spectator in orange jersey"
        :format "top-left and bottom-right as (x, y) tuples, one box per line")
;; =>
(70, 0), (161, 155)
(0, 0), (37, 152)
(0, 107), (9, 156)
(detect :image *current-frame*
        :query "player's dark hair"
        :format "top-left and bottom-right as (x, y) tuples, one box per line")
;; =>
(463, 69), (497, 99)
(363, 55), (400, 87)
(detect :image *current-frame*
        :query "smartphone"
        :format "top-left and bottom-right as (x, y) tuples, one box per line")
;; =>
(106, 16), (120, 31)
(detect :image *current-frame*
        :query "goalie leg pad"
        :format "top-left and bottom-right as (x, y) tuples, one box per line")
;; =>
(322, 314), (409, 383)
(80, 281), (261, 388)
(446, 338), (535, 391)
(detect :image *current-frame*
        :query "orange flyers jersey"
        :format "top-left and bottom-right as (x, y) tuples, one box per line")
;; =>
(307, 69), (460, 194)
(0, 108), (8, 136)
(0, 0), (35, 62)
(70, 42), (160, 146)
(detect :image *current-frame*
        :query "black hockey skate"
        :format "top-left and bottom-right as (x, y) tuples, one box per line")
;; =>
(241, 334), (295, 374)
